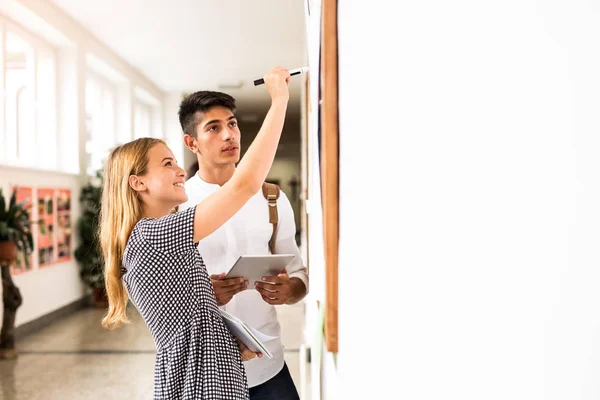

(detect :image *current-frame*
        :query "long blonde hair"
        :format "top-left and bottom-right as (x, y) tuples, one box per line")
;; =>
(100, 138), (165, 329)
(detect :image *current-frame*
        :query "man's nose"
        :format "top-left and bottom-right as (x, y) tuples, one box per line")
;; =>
(222, 127), (235, 141)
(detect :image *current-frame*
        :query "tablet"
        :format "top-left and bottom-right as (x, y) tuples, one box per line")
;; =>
(224, 254), (296, 289)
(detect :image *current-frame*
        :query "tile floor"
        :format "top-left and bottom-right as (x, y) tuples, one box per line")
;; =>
(0, 301), (308, 399)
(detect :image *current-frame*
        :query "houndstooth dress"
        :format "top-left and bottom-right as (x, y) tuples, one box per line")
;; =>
(122, 206), (249, 399)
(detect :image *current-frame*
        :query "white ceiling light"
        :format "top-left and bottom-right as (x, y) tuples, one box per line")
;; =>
(217, 80), (244, 90)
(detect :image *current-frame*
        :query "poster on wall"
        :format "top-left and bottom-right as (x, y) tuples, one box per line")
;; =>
(37, 188), (56, 267)
(56, 189), (72, 262)
(11, 186), (34, 275)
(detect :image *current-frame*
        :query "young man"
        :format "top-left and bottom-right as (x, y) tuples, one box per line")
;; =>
(178, 85), (308, 400)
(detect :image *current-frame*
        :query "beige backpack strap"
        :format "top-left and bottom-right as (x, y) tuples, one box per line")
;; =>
(261, 182), (280, 254)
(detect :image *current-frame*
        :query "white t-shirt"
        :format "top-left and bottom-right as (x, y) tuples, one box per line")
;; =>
(179, 174), (309, 388)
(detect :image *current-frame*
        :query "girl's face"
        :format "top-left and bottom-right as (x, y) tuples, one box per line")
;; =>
(132, 143), (188, 210)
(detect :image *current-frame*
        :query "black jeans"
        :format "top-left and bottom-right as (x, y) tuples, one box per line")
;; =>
(249, 363), (300, 400)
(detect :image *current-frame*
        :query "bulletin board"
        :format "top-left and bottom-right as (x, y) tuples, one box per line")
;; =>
(5, 186), (73, 272)
(37, 188), (56, 267)
(56, 189), (73, 262)
(11, 186), (34, 275)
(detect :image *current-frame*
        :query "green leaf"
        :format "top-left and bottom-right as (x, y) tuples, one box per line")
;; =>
(0, 190), (6, 215)
(0, 221), (8, 240)
(74, 171), (106, 289)
(8, 188), (16, 210)
(0, 187), (34, 261)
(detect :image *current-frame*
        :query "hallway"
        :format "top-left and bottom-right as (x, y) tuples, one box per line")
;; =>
(0, 303), (306, 399)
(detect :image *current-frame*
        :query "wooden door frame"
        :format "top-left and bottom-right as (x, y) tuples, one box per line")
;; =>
(320, 0), (339, 353)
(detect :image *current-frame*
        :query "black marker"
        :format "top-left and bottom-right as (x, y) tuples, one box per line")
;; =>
(253, 67), (309, 86)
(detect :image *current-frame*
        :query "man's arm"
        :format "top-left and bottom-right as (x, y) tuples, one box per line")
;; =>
(285, 275), (308, 305)
(255, 191), (308, 305)
(255, 271), (306, 305)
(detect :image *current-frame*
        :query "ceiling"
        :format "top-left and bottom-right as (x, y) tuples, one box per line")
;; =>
(49, 0), (308, 115)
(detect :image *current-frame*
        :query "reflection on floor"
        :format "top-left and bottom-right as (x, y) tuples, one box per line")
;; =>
(0, 301), (307, 399)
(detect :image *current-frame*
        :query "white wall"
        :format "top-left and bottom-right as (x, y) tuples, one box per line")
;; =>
(336, 1), (600, 399)
(0, 167), (85, 326)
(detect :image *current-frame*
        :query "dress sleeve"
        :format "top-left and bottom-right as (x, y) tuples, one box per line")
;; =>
(136, 206), (197, 256)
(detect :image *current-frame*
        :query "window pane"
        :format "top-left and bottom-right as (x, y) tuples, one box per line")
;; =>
(5, 32), (35, 166)
(37, 48), (57, 170)
(102, 88), (115, 145)
(86, 76), (117, 175)
(134, 102), (152, 139)
(152, 106), (163, 139)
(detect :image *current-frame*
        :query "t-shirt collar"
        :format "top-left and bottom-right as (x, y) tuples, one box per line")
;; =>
(191, 173), (221, 191)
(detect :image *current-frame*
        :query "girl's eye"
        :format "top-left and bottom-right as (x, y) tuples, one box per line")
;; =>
(165, 161), (172, 166)
(230, 121), (238, 128)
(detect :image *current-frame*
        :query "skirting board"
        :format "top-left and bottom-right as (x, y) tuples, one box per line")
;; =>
(14, 297), (88, 339)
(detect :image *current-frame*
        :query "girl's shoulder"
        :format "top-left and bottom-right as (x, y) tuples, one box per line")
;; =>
(129, 207), (197, 257)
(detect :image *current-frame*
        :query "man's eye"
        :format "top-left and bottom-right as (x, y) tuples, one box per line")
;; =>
(230, 121), (238, 127)
(209, 125), (218, 132)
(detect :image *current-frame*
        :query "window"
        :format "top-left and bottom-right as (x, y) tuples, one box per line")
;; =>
(1, 24), (57, 169)
(134, 101), (153, 139)
(36, 47), (57, 169)
(133, 86), (162, 139)
(85, 73), (117, 176)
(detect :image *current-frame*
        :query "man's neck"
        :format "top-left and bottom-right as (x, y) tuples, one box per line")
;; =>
(197, 163), (236, 187)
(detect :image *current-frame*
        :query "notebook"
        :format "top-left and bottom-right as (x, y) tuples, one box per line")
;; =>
(219, 309), (277, 359)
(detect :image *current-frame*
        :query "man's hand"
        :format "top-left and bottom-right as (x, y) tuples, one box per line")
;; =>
(211, 273), (247, 306)
(255, 270), (294, 305)
(236, 338), (262, 362)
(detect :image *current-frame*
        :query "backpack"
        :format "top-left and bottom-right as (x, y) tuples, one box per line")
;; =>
(261, 182), (280, 254)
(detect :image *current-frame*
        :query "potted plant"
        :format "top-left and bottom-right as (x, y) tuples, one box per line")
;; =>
(0, 187), (33, 359)
(74, 170), (106, 308)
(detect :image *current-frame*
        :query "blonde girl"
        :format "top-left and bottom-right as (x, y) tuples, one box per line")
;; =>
(99, 67), (290, 400)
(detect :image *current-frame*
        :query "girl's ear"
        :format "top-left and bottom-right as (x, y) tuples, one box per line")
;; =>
(128, 175), (147, 192)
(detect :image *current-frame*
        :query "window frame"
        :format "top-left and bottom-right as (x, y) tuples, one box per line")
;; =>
(133, 98), (154, 139)
(84, 69), (119, 176)
(0, 17), (59, 170)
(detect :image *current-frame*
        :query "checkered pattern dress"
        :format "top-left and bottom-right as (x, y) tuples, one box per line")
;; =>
(122, 206), (249, 399)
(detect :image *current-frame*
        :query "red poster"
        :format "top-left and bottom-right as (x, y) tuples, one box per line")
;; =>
(37, 188), (56, 268)
(56, 189), (72, 262)
(11, 186), (34, 275)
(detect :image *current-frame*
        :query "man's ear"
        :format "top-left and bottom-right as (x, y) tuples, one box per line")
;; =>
(183, 134), (198, 154)
(128, 175), (147, 192)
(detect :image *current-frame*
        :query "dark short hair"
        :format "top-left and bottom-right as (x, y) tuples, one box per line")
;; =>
(178, 91), (236, 137)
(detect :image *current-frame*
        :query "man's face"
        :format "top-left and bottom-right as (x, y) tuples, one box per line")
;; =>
(190, 106), (241, 166)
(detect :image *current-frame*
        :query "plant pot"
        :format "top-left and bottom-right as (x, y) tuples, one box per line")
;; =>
(92, 287), (109, 309)
(0, 347), (18, 359)
(0, 241), (17, 264)
(0, 241), (22, 360)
